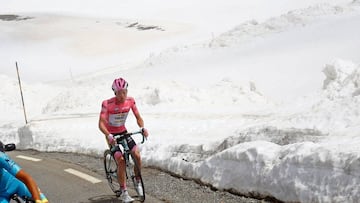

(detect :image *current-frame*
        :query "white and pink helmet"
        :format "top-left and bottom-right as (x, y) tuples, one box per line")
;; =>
(112, 77), (128, 92)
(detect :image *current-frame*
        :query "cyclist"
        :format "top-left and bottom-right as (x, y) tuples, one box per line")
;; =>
(0, 141), (48, 203)
(99, 77), (149, 203)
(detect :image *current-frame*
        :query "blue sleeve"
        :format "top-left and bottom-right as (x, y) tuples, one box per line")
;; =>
(0, 152), (21, 176)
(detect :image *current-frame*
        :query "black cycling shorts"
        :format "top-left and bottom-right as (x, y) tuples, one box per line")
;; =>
(110, 131), (137, 155)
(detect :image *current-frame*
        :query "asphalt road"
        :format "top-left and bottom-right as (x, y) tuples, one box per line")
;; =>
(7, 150), (268, 203)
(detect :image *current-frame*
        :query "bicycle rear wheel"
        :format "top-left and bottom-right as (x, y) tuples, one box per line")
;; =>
(126, 153), (146, 202)
(103, 150), (121, 197)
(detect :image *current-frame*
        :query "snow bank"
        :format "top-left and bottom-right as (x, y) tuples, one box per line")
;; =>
(197, 140), (360, 202)
(140, 59), (360, 202)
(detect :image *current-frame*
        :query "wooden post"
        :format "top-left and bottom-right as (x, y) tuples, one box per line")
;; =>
(15, 62), (28, 124)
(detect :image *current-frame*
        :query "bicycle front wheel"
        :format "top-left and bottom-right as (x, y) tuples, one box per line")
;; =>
(103, 150), (121, 196)
(126, 153), (146, 202)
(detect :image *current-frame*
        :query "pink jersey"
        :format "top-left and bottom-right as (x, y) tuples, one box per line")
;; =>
(100, 97), (140, 134)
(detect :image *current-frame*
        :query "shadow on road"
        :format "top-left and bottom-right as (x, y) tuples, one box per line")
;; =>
(81, 195), (121, 203)
(83, 195), (146, 203)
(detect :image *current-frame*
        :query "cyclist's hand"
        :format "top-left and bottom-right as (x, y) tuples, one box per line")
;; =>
(141, 127), (149, 138)
(107, 134), (115, 145)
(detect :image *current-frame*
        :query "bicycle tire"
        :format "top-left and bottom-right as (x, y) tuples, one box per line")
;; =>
(126, 153), (146, 202)
(103, 150), (121, 197)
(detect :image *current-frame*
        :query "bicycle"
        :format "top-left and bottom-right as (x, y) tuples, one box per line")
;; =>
(103, 130), (146, 202)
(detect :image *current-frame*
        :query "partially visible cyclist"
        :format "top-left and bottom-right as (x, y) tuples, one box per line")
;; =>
(99, 77), (149, 203)
(0, 141), (48, 203)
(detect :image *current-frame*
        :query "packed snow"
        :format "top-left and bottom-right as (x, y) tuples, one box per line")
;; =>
(1, 0), (360, 202)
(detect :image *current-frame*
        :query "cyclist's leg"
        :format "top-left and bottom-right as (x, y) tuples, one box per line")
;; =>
(14, 179), (32, 199)
(128, 137), (141, 178)
(111, 146), (127, 190)
(131, 145), (142, 177)
(2, 178), (32, 202)
(129, 142), (145, 200)
(9, 179), (47, 203)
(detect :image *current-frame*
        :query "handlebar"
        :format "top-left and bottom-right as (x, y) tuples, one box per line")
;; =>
(113, 130), (146, 144)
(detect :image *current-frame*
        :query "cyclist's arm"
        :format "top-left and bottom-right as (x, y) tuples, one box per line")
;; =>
(130, 99), (144, 128)
(16, 169), (42, 201)
(134, 113), (144, 129)
(131, 99), (148, 137)
(99, 100), (111, 138)
(99, 116), (110, 136)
